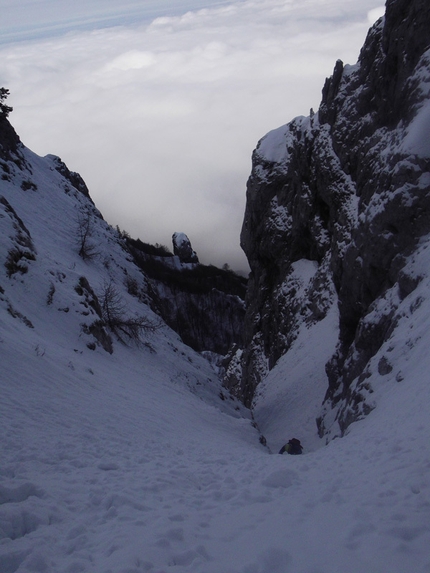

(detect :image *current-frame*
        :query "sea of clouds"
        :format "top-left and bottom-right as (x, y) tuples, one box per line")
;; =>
(0, 0), (384, 270)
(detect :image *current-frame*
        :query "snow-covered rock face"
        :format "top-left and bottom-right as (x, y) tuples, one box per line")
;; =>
(172, 231), (199, 264)
(239, 0), (430, 437)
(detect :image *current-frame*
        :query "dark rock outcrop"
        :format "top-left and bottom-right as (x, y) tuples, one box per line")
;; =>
(48, 155), (93, 200)
(236, 0), (430, 435)
(0, 110), (28, 175)
(172, 232), (199, 264)
(1, 107), (93, 202)
(0, 98), (20, 163)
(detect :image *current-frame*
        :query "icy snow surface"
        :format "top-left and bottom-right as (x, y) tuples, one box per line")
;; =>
(1, 144), (430, 572)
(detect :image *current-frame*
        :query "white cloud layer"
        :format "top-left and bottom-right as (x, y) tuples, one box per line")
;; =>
(0, 0), (385, 270)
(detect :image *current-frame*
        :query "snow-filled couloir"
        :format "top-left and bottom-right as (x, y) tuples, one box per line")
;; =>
(2, 0), (430, 570)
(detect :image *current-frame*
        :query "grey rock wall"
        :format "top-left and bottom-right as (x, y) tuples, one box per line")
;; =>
(236, 0), (430, 434)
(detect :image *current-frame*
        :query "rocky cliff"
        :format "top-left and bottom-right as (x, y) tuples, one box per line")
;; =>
(231, 0), (430, 438)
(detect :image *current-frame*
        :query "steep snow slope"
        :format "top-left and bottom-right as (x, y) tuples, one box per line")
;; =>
(1, 122), (430, 572)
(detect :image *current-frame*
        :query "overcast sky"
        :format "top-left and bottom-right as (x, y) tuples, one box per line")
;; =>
(0, 0), (385, 271)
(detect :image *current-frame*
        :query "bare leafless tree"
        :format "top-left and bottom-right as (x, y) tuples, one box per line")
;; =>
(100, 280), (161, 344)
(76, 208), (98, 260)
